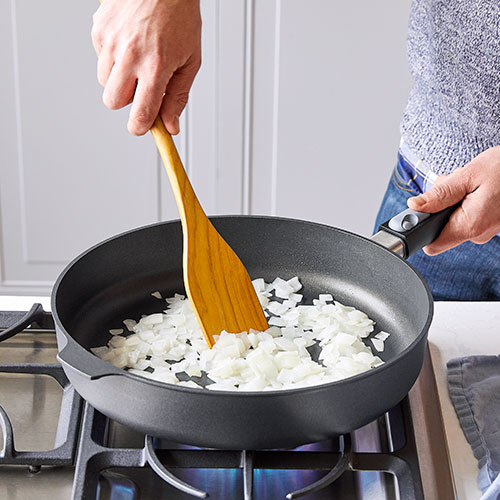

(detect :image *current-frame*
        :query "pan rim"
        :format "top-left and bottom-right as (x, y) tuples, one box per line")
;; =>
(51, 215), (433, 397)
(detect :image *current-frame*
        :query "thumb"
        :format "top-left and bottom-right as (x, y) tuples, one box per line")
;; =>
(407, 169), (468, 213)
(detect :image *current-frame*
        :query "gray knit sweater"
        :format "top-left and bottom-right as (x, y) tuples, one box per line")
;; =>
(401, 0), (500, 175)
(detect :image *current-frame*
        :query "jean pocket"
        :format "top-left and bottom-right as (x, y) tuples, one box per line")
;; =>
(391, 158), (422, 196)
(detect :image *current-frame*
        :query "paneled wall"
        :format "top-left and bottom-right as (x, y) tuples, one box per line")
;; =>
(0, 0), (412, 295)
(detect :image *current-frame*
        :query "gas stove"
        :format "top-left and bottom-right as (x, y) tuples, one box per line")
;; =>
(0, 303), (455, 500)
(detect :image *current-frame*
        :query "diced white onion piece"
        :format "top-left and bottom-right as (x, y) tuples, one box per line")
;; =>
(267, 301), (290, 316)
(375, 331), (390, 341)
(90, 346), (109, 357)
(110, 353), (128, 369)
(138, 329), (155, 342)
(332, 332), (357, 346)
(287, 276), (302, 292)
(275, 351), (301, 370)
(258, 295), (270, 308)
(142, 313), (164, 326)
(123, 319), (137, 331)
(268, 316), (287, 327)
(289, 293), (303, 303)
(185, 364), (202, 377)
(239, 377), (268, 391)
(252, 278), (266, 292)
(135, 359), (151, 370)
(319, 294), (334, 302)
(124, 334), (141, 347)
(371, 338), (385, 352)
(109, 336), (126, 348)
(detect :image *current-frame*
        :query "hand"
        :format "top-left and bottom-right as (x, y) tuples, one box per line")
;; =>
(407, 146), (500, 255)
(91, 0), (201, 136)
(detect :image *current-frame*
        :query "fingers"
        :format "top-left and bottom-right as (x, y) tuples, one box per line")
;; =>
(91, 26), (103, 56)
(102, 63), (137, 111)
(407, 167), (470, 213)
(97, 47), (115, 87)
(159, 59), (200, 135)
(422, 183), (499, 255)
(422, 206), (470, 255)
(97, 53), (192, 136)
(127, 72), (171, 136)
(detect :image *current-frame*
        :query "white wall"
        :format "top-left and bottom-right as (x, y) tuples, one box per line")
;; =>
(0, 0), (412, 295)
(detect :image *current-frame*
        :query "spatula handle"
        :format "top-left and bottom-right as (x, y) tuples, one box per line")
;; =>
(150, 116), (204, 223)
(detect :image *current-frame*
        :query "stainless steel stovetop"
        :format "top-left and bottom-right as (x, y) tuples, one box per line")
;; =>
(0, 311), (456, 500)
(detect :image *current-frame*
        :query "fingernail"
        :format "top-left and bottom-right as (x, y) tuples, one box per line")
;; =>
(411, 194), (427, 205)
(166, 116), (180, 135)
(423, 247), (438, 256)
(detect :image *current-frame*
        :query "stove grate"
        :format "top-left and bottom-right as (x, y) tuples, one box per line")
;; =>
(72, 399), (424, 500)
(0, 363), (82, 469)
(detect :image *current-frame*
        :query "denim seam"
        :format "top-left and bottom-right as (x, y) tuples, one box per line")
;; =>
(392, 170), (417, 193)
(394, 167), (415, 191)
(395, 163), (418, 187)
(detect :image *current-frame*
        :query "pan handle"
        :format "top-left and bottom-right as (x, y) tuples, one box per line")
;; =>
(371, 205), (457, 259)
(57, 340), (124, 380)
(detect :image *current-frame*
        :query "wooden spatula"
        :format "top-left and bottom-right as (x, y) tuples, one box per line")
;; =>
(150, 117), (269, 347)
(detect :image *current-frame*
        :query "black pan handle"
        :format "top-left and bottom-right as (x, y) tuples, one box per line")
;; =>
(0, 303), (54, 342)
(372, 205), (458, 259)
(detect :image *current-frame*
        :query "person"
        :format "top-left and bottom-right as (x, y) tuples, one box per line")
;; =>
(91, 0), (500, 300)
(372, 1), (500, 300)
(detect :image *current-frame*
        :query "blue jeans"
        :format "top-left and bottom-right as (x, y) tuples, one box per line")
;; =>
(373, 158), (500, 301)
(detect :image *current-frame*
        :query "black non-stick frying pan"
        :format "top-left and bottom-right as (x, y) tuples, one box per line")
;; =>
(1, 207), (453, 450)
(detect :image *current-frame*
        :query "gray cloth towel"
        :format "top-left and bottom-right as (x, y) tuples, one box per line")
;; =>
(448, 356), (500, 499)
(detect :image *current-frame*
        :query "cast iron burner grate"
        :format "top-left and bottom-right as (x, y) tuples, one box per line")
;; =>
(73, 399), (424, 500)
(0, 306), (83, 471)
(0, 363), (82, 471)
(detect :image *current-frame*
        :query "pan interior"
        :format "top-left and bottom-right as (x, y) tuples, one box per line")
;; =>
(54, 217), (431, 365)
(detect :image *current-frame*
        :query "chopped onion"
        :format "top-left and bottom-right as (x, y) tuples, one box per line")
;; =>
(371, 338), (385, 352)
(92, 277), (389, 391)
(375, 331), (390, 341)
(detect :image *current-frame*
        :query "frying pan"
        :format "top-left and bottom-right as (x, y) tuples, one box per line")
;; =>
(2, 207), (453, 450)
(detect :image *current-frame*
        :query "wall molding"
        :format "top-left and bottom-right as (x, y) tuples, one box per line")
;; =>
(270, 0), (281, 216)
(242, 0), (254, 215)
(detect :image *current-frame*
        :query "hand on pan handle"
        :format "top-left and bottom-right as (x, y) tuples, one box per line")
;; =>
(407, 146), (500, 255)
(91, 0), (202, 136)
